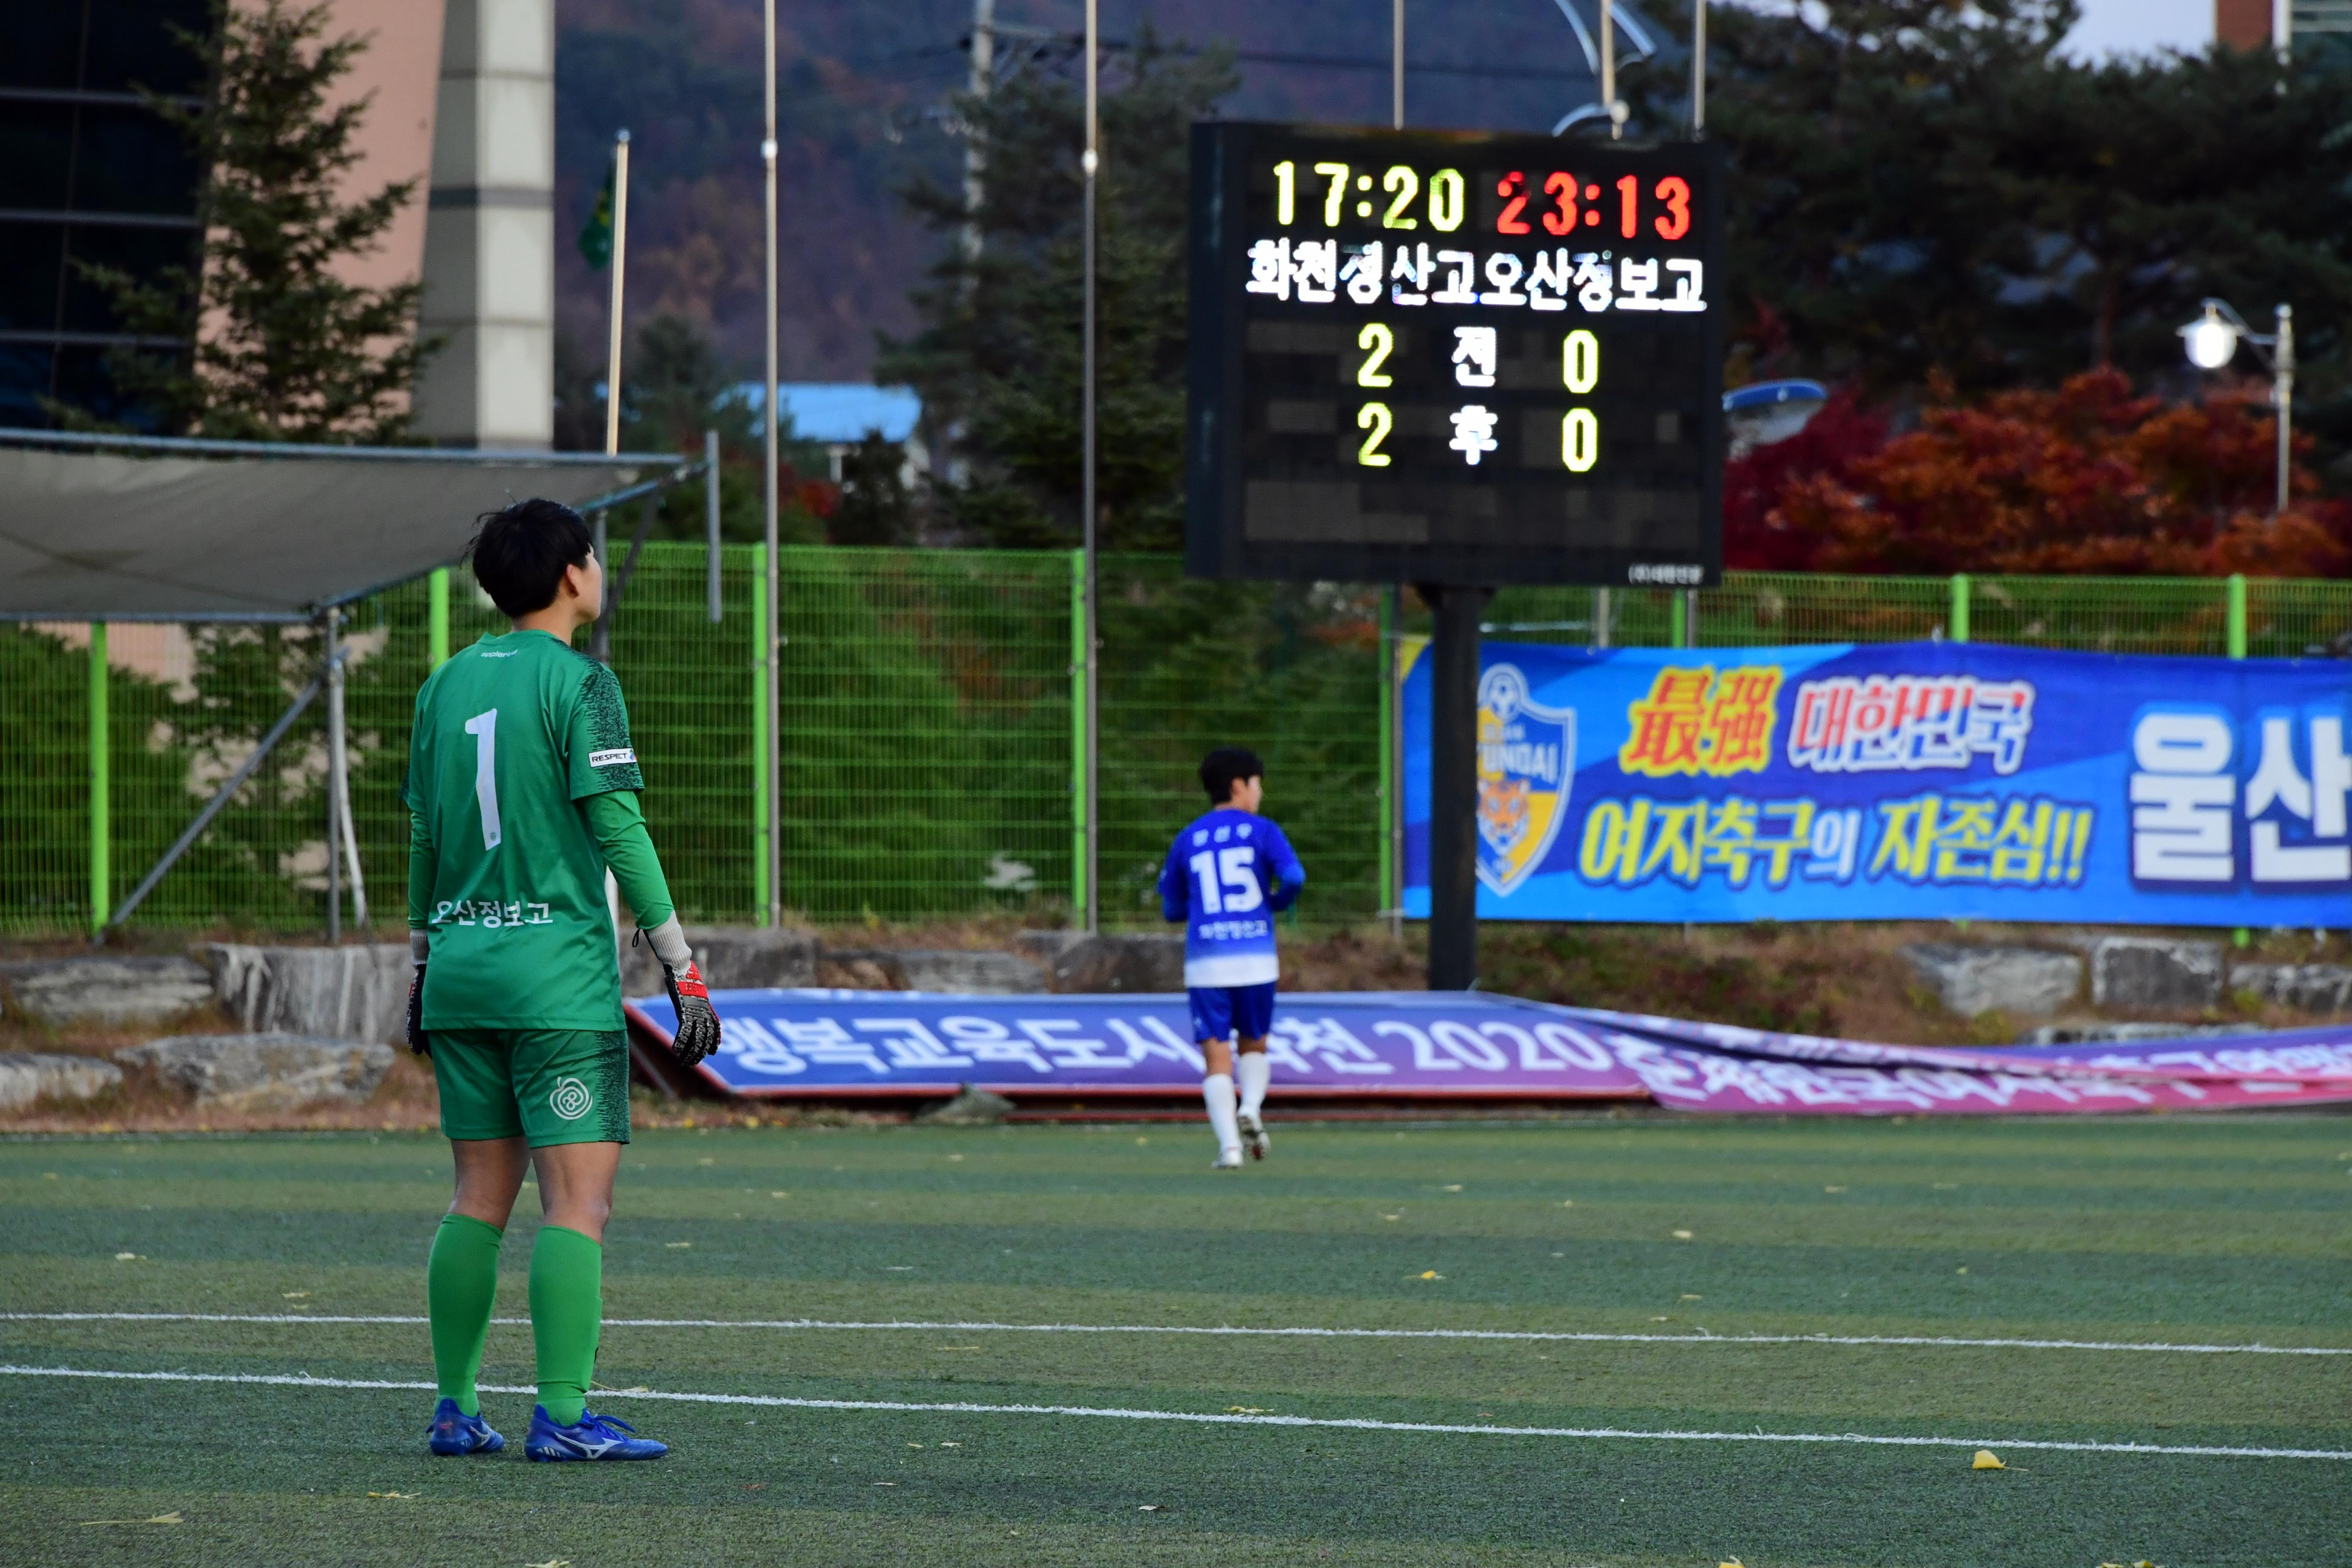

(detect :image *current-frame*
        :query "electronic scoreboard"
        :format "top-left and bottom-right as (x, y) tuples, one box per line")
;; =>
(1185, 122), (1725, 587)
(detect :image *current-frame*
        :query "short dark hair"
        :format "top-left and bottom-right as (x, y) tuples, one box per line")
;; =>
(466, 498), (593, 618)
(1200, 747), (1263, 805)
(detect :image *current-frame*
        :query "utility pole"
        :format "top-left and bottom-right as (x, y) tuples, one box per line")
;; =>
(1391, 0), (1403, 129)
(2275, 304), (2295, 517)
(1080, 0), (1100, 934)
(1601, 0), (1620, 139)
(1691, 0), (1705, 136)
(964, 0), (994, 271)
(762, 0), (782, 927)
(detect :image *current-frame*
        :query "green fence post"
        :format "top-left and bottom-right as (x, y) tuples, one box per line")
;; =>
(428, 566), (450, 667)
(1950, 573), (1971, 643)
(88, 623), (109, 934)
(1670, 591), (1687, 649)
(751, 545), (771, 925)
(1070, 549), (1089, 927)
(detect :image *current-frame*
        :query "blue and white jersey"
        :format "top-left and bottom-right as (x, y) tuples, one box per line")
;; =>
(1157, 808), (1305, 987)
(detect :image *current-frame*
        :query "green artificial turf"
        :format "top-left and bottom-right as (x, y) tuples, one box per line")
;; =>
(1, 1116), (2347, 1566)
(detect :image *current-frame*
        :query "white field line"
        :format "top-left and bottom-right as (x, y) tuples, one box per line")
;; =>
(2, 1363), (2344, 1461)
(5, 1312), (2348, 1358)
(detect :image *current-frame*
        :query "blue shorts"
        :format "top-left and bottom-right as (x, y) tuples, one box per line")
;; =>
(1189, 982), (1276, 1045)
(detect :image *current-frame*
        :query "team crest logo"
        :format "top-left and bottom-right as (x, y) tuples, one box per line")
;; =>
(1475, 663), (1576, 897)
(550, 1076), (593, 1121)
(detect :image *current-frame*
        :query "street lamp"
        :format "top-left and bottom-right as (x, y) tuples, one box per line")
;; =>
(2178, 297), (2295, 517)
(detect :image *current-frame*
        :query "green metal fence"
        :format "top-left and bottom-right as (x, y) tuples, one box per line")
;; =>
(5, 552), (2347, 938)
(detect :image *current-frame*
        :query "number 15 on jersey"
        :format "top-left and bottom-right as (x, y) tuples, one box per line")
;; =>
(1189, 845), (1263, 914)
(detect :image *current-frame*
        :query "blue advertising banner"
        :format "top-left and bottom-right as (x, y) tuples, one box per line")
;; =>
(1402, 640), (2351, 925)
(628, 990), (2352, 1113)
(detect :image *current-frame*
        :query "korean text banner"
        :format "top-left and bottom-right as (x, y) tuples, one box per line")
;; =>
(626, 990), (2352, 1114)
(1402, 640), (2352, 925)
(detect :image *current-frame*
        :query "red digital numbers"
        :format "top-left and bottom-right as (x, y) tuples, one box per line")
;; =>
(1541, 172), (1575, 236)
(1508, 171), (1693, 241)
(1495, 172), (1532, 235)
(1653, 176), (1691, 240)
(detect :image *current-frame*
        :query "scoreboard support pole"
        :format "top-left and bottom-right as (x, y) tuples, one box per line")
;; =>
(1422, 583), (1491, 990)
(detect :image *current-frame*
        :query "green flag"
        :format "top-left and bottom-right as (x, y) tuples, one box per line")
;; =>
(578, 160), (615, 270)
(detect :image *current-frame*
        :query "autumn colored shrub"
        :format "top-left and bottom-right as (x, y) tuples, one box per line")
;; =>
(1722, 389), (1889, 571)
(1746, 370), (2349, 577)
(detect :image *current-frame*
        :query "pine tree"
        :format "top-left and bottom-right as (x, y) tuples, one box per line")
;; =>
(881, 33), (1238, 550)
(64, 0), (434, 442)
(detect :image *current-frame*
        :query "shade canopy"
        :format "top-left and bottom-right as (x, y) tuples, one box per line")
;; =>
(0, 430), (683, 622)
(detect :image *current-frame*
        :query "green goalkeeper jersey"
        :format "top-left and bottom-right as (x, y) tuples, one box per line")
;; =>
(404, 629), (646, 1031)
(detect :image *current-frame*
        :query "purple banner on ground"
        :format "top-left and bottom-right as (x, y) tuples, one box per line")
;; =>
(627, 989), (2352, 1115)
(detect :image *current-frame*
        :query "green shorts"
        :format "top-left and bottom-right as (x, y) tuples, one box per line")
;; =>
(430, 1029), (632, 1147)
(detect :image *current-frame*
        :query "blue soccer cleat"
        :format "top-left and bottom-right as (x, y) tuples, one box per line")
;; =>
(427, 1396), (506, 1456)
(524, 1405), (668, 1462)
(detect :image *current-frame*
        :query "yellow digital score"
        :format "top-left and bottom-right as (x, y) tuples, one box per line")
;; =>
(1563, 329), (1599, 472)
(1357, 403), (1394, 466)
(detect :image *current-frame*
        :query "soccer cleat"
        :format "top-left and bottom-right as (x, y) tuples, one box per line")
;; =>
(1237, 1111), (1270, 1162)
(1211, 1147), (1244, 1170)
(525, 1405), (669, 1462)
(427, 1396), (505, 1456)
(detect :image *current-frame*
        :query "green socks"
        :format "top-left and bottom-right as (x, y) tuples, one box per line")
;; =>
(428, 1214), (604, 1426)
(528, 1224), (604, 1426)
(426, 1213), (504, 1417)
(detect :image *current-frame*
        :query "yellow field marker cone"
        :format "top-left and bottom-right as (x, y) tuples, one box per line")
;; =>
(1971, 1449), (2006, 1470)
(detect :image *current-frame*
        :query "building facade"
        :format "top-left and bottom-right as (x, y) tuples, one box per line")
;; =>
(0, 0), (551, 447)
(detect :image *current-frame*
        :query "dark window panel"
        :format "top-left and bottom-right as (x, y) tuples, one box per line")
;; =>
(0, 223), (68, 334)
(0, 3), (92, 93)
(83, 0), (215, 97)
(58, 222), (196, 333)
(50, 340), (174, 431)
(0, 102), (79, 210)
(0, 343), (60, 426)
(68, 104), (199, 215)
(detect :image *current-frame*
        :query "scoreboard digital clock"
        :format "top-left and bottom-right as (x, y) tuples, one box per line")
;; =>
(1185, 121), (1725, 588)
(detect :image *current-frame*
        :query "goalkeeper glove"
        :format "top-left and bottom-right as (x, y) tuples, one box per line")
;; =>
(663, 959), (721, 1067)
(406, 930), (430, 1056)
(644, 917), (720, 1067)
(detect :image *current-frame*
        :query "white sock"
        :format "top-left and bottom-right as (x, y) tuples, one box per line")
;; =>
(1236, 1053), (1270, 1119)
(1202, 1073), (1240, 1153)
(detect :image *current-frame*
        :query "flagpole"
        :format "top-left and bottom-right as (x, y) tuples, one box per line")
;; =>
(603, 129), (630, 457)
(761, 0), (782, 928)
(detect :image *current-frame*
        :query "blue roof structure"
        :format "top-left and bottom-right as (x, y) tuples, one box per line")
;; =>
(730, 382), (923, 444)
(1722, 380), (1828, 412)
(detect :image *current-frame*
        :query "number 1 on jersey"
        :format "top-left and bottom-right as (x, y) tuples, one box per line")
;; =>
(464, 709), (502, 850)
(1187, 849), (1223, 915)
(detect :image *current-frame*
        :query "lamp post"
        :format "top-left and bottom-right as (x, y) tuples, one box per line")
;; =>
(2179, 297), (2294, 517)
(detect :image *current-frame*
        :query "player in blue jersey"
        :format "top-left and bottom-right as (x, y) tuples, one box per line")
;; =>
(1158, 747), (1304, 1168)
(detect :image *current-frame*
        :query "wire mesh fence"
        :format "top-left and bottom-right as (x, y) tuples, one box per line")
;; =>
(4, 550), (2348, 938)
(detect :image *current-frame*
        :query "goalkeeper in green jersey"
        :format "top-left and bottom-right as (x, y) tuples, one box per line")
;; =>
(403, 497), (720, 1462)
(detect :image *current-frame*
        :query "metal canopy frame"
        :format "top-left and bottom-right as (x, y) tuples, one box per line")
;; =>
(32, 428), (720, 943)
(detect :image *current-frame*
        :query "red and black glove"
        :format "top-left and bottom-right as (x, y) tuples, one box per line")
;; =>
(663, 959), (721, 1067)
(406, 964), (430, 1057)
(406, 930), (431, 1056)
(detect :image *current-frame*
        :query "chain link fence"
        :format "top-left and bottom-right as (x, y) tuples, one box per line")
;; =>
(5, 550), (2347, 938)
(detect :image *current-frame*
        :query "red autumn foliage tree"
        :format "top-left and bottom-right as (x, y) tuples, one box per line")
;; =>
(1722, 388), (1889, 571)
(1729, 370), (2349, 577)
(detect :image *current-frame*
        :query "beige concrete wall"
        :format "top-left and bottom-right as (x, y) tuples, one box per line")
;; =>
(217, 0), (444, 414)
